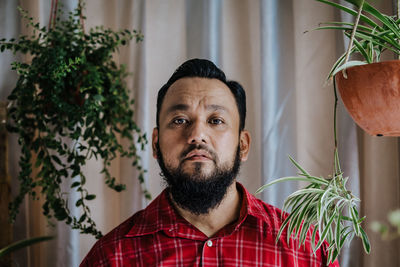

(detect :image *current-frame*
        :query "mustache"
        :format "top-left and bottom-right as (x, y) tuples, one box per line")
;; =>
(180, 144), (217, 163)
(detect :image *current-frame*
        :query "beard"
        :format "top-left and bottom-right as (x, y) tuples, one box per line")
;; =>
(156, 142), (242, 215)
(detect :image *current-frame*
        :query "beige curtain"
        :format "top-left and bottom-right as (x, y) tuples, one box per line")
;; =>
(1, 0), (399, 266)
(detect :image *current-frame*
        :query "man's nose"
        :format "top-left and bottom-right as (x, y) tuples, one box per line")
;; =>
(187, 120), (208, 144)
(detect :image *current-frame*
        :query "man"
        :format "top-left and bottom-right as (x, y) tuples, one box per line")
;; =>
(81, 59), (339, 266)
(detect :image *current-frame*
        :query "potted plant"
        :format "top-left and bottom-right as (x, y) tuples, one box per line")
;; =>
(255, 0), (400, 263)
(0, 1), (150, 238)
(316, 0), (400, 136)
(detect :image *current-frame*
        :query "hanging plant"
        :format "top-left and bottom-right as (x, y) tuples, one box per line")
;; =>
(0, 1), (150, 238)
(256, 0), (382, 264)
(315, 0), (400, 136)
(315, 0), (400, 79)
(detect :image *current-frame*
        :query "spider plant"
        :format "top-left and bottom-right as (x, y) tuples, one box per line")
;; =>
(256, 80), (370, 264)
(315, 0), (400, 78)
(255, 0), (400, 263)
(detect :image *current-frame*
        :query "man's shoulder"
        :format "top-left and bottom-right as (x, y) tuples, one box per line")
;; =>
(80, 190), (171, 266)
(101, 209), (145, 243)
(241, 184), (288, 228)
(79, 209), (145, 266)
(248, 193), (285, 216)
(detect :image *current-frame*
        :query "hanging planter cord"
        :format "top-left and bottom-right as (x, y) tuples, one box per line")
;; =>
(342, 0), (365, 78)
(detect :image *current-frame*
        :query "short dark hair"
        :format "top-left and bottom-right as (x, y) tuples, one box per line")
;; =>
(156, 58), (246, 131)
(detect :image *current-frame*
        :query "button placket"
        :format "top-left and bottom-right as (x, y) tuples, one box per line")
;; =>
(202, 238), (217, 264)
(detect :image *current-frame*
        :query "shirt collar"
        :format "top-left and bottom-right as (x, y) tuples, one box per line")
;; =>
(125, 187), (186, 237)
(125, 182), (270, 238)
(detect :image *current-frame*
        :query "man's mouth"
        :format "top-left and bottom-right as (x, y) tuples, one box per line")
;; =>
(183, 150), (212, 161)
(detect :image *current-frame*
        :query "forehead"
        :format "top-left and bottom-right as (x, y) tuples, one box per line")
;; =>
(161, 77), (238, 114)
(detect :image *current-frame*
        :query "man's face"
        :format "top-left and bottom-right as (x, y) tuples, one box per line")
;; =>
(153, 77), (249, 179)
(152, 77), (250, 214)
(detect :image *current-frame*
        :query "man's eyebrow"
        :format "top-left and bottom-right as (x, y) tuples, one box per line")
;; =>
(207, 104), (227, 112)
(166, 104), (189, 114)
(166, 103), (228, 114)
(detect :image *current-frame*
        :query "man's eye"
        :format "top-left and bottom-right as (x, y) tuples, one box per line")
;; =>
(173, 118), (188, 125)
(209, 118), (223, 125)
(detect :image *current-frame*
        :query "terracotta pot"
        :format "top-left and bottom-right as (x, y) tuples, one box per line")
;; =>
(335, 60), (400, 136)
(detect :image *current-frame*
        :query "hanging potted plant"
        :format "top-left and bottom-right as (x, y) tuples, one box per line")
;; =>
(316, 0), (400, 136)
(254, 0), (400, 264)
(0, 1), (150, 238)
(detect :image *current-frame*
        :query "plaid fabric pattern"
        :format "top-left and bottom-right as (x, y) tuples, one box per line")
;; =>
(81, 183), (339, 267)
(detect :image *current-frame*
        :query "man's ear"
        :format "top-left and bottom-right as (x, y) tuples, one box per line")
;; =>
(239, 130), (251, 162)
(152, 127), (159, 159)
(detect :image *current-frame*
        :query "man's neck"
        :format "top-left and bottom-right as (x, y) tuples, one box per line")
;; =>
(170, 182), (242, 238)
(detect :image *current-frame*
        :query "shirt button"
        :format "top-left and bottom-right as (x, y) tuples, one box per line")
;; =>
(206, 240), (213, 247)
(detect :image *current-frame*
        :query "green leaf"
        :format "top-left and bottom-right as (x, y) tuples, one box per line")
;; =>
(286, 188), (325, 199)
(256, 177), (311, 194)
(285, 203), (306, 244)
(315, 212), (336, 252)
(288, 155), (310, 176)
(71, 181), (80, 188)
(276, 213), (293, 245)
(93, 94), (105, 102)
(339, 228), (352, 248)
(256, 176), (327, 195)
(311, 225), (318, 252)
(51, 155), (63, 165)
(85, 194), (96, 200)
(293, 195), (318, 242)
(0, 236), (54, 258)
(78, 213), (87, 223)
(316, 0), (378, 28)
(350, 205), (361, 236)
(75, 199), (83, 207)
(363, 2), (400, 40)
(360, 227), (371, 254)
(335, 213), (342, 253)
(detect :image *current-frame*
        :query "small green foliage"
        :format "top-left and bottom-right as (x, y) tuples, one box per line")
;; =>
(2, 3), (150, 238)
(257, 155), (370, 264)
(315, 0), (400, 79)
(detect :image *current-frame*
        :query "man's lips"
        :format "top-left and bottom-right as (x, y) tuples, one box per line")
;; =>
(183, 150), (212, 161)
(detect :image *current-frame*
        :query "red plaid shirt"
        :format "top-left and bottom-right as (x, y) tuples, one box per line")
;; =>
(81, 183), (339, 267)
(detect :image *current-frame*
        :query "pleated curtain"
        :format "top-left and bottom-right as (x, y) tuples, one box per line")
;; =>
(1, 1), (399, 266)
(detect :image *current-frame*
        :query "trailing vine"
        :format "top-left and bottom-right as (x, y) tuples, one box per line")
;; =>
(0, 1), (150, 238)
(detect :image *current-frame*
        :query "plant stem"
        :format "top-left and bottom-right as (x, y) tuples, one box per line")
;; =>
(333, 78), (341, 175)
(53, 0), (58, 29)
(48, 0), (59, 30)
(343, 0), (365, 78)
(78, 0), (85, 34)
(48, 0), (54, 29)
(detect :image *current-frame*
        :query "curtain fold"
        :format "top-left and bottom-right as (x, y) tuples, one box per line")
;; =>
(1, 0), (400, 266)
(186, 0), (222, 64)
(260, 0), (298, 208)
